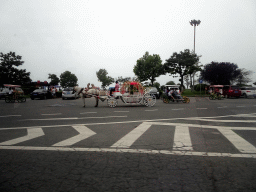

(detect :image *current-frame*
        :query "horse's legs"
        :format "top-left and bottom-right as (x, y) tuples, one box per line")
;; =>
(82, 96), (86, 107)
(95, 96), (99, 107)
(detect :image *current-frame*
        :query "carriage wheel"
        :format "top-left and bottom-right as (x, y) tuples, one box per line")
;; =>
(108, 98), (117, 108)
(163, 98), (170, 104)
(151, 94), (156, 106)
(183, 96), (190, 103)
(144, 94), (154, 107)
(5, 96), (11, 103)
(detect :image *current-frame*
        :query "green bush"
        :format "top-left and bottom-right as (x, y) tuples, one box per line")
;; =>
(194, 84), (207, 91)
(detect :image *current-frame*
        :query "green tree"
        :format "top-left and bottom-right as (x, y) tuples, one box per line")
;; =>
(60, 71), (78, 88)
(164, 49), (200, 90)
(48, 74), (60, 86)
(0, 52), (31, 86)
(133, 52), (164, 86)
(96, 69), (114, 89)
(200, 62), (241, 85)
(166, 81), (176, 85)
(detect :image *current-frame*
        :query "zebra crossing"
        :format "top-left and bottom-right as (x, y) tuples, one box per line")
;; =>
(0, 119), (256, 158)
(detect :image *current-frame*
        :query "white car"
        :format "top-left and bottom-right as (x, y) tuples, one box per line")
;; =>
(0, 88), (9, 99)
(62, 87), (78, 100)
(240, 87), (256, 98)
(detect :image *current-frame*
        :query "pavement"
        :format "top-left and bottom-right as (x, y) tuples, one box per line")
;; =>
(0, 96), (256, 191)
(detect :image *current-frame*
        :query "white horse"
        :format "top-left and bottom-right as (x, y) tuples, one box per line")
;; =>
(74, 83), (107, 107)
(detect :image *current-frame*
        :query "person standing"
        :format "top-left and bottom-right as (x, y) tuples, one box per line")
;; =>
(51, 87), (56, 98)
(115, 81), (120, 92)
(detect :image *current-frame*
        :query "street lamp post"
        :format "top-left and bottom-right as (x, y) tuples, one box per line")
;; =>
(189, 19), (201, 53)
(189, 19), (201, 91)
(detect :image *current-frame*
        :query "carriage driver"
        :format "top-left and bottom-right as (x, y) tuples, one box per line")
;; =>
(115, 81), (120, 92)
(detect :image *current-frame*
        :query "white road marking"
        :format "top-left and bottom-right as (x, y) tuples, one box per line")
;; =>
(21, 116), (127, 121)
(217, 129), (256, 153)
(189, 113), (256, 119)
(0, 146), (256, 158)
(145, 109), (158, 111)
(41, 113), (62, 116)
(0, 128), (44, 145)
(2, 113), (256, 130)
(196, 108), (207, 110)
(172, 108), (184, 110)
(53, 125), (96, 146)
(80, 112), (97, 114)
(111, 122), (151, 148)
(185, 119), (256, 123)
(217, 106), (227, 108)
(173, 125), (193, 150)
(0, 115), (22, 118)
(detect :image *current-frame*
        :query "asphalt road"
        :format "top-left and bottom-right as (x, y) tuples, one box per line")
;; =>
(0, 96), (256, 191)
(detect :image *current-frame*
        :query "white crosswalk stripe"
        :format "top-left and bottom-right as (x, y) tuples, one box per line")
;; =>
(0, 128), (44, 145)
(217, 129), (256, 153)
(173, 125), (193, 151)
(53, 125), (96, 146)
(111, 122), (151, 148)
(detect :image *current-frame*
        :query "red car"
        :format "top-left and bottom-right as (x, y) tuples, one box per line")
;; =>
(223, 85), (241, 98)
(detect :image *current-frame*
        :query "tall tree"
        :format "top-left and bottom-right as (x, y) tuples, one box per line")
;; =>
(48, 74), (60, 86)
(133, 52), (164, 86)
(200, 62), (241, 85)
(183, 75), (190, 89)
(60, 71), (78, 88)
(164, 49), (200, 90)
(96, 69), (114, 89)
(235, 68), (253, 86)
(0, 52), (31, 86)
(153, 82), (160, 89)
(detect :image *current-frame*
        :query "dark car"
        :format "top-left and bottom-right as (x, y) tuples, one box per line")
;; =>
(30, 89), (52, 100)
(223, 85), (241, 98)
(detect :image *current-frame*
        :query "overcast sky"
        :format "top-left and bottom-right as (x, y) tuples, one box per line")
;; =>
(1, 0), (256, 88)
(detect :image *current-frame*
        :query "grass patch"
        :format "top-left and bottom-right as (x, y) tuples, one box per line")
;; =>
(181, 89), (209, 97)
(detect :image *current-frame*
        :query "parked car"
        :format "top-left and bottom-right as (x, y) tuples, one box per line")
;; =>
(223, 85), (241, 98)
(30, 89), (52, 100)
(0, 88), (9, 99)
(62, 87), (78, 100)
(146, 87), (160, 99)
(240, 87), (256, 98)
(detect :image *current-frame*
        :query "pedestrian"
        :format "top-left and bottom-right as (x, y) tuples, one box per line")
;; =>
(51, 87), (56, 98)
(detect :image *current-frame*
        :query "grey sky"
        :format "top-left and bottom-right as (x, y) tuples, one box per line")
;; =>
(1, 0), (255, 88)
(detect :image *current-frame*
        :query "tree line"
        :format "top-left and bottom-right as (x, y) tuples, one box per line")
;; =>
(1, 51), (255, 91)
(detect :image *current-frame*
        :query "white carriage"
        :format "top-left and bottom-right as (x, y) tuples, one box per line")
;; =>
(106, 81), (156, 108)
